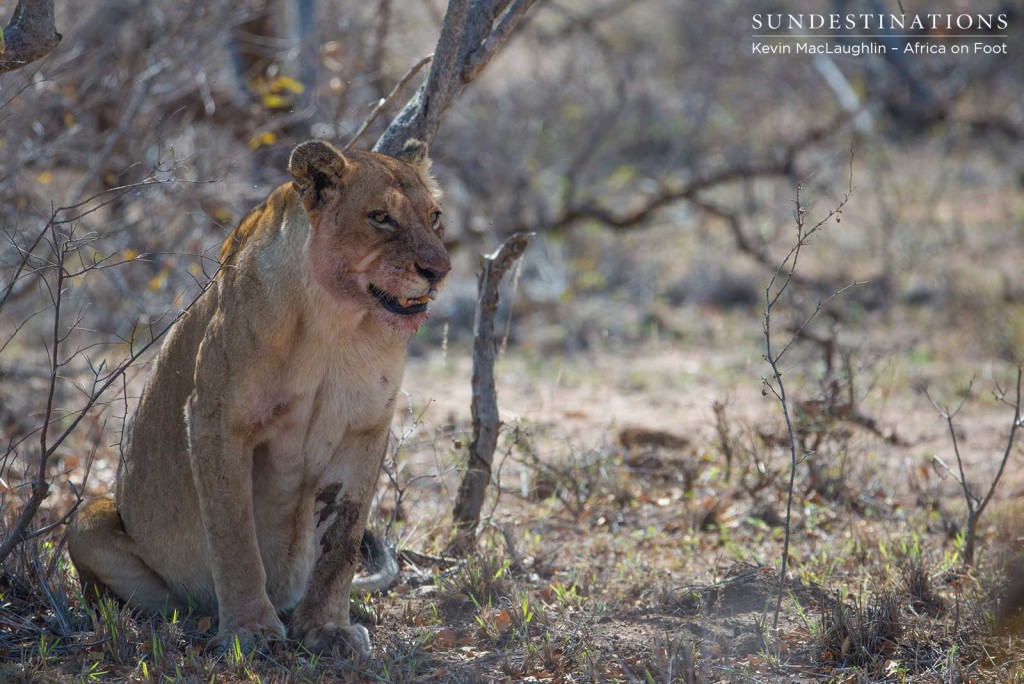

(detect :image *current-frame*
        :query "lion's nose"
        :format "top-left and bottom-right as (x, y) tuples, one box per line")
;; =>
(415, 259), (450, 285)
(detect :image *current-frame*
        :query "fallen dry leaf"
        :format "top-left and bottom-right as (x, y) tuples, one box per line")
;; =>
(491, 608), (513, 634)
(433, 627), (458, 649)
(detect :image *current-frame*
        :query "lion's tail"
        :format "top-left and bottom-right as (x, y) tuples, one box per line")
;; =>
(352, 529), (399, 593)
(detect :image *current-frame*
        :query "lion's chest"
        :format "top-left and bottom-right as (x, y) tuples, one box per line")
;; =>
(244, 332), (402, 609)
(249, 342), (401, 479)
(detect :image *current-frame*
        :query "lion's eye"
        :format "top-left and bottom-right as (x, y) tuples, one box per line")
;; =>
(368, 211), (394, 229)
(431, 210), (443, 230)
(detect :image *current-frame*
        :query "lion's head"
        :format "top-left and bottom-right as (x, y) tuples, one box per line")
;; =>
(288, 139), (450, 332)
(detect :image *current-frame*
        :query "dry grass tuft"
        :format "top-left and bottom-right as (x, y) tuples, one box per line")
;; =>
(818, 590), (903, 669)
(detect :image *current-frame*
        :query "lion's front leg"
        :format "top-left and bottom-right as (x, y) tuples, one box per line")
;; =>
(188, 325), (285, 649)
(290, 429), (389, 658)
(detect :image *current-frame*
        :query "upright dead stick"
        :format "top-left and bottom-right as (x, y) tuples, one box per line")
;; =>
(449, 232), (533, 554)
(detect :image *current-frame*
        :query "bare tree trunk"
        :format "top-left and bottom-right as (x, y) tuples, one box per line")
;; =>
(0, 0), (62, 75)
(448, 232), (532, 554)
(374, 0), (539, 155)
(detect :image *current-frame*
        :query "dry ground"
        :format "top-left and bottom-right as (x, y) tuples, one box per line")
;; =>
(3, 318), (1024, 682)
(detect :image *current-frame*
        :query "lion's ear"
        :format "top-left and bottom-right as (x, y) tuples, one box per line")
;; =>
(395, 138), (428, 164)
(288, 140), (347, 207)
(394, 138), (441, 199)
(395, 138), (431, 173)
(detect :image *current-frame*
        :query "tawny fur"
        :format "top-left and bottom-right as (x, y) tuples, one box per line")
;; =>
(68, 140), (449, 657)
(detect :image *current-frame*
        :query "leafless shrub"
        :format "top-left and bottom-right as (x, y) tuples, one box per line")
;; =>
(926, 366), (1023, 567)
(518, 441), (627, 522)
(789, 325), (907, 454)
(0, 174), (216, 567)
(762, 156), (855, 628)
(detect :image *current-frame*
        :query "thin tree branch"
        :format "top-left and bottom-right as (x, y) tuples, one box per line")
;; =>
(344, 54), (433, 152)
(924, 368), (1019, 567)
(0, 245), (220, 566)
(553, 162), (793, 232)
(976, 367), (1023, 519)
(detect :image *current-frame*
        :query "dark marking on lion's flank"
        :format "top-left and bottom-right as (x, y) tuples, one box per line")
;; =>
(290, 498), (365, 632)
(317, 499), (361, 562)
(316, 483), (342, 506)
(315, 482), (343, 526)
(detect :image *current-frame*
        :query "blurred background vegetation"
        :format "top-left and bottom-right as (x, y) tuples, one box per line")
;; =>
(2, 0), (1022, 362)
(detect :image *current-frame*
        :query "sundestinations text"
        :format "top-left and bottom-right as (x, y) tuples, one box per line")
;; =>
(752, 13), (1008, 32)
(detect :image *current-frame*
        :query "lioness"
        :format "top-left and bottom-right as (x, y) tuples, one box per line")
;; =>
(68, 139), (449, 656)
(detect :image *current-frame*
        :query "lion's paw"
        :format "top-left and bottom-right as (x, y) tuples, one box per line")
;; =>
(209, 597), (286, 651)
(294, 622), (370, 659)
(211, 610), (286, 652)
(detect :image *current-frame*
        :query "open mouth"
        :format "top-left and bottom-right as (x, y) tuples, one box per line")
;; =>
(369, 284), (431, 316)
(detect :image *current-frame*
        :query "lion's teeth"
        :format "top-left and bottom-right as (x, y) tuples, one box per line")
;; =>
(399, 297), (409, 306)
